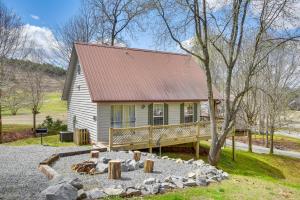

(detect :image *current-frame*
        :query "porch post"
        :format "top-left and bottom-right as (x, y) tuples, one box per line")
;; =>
(196, 138), (200, 159)
(149, 126), (153, 154)
(109, 128), (113, 151)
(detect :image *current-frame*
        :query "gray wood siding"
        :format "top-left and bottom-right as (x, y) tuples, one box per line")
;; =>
(135, 103), (149, 127)
(97, 102), (201, 143)
(168, 103), (180, 124)
(67, 60), (98, 142)
(97, 104), (111, 142)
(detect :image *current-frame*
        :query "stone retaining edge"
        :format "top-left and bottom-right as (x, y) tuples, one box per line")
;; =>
(38, 147), (107, 180)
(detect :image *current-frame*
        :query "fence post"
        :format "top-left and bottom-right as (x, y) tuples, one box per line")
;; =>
(149, 126), (153, 154)
(109, 128), (113, 151)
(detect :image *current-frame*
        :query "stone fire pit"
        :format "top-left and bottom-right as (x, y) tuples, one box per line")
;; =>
(41, 150), (229, 199)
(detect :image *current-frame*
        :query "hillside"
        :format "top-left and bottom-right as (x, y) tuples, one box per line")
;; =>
(4, 59), (66, 92)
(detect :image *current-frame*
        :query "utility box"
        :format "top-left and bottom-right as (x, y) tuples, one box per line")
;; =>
(60, 131), (73, 142)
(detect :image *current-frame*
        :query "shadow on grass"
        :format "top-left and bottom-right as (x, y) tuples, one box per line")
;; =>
(162, 143), (286, 181)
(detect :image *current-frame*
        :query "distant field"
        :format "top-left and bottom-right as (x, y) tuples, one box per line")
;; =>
(3, 92), (66, 116)
(3, 92), (67, 125)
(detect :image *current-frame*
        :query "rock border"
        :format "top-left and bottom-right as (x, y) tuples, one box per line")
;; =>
(39, 149), (229, 200)
(38, 147), (107, 180)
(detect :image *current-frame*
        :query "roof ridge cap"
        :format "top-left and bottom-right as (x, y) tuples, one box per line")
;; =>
(74, 42), (190, 57)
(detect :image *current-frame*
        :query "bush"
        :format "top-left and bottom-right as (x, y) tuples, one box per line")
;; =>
(39, 116), (67, 134)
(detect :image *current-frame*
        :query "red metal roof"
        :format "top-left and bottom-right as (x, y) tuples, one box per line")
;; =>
(74, 42), (221, 102)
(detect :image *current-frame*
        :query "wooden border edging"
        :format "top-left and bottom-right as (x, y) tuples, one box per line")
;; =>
(40, 154), (60, 165)
(38, 147), (107, 180)
(39, 164), (60, 180)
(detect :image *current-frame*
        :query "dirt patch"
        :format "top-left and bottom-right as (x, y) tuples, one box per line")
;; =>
(236, 136), (300, 152)
(3, 129), (34, 143)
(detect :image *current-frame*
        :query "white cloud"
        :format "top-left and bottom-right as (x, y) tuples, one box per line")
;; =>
(21, 24), (62, 65)
(30, 14), (40, 20)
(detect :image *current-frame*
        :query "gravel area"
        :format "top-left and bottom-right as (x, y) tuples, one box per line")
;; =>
(0, 145), (89, 200)
(53, 151), (200, 190)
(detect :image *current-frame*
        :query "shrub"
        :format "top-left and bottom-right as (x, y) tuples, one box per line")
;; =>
(39, 116), (67, 134)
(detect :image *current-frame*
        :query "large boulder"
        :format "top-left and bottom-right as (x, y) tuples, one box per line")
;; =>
(103, 188), (125, 196)
(96, 163), (108, 174)
(183, 179), (197, 187)
(86, 188), (106, 199)
(99, 157), (111, 164)
(144, 183), (160, 194)
(40, 183), (78, 200)
(143, 178), (156, 185)
(125, 188), (142, 197)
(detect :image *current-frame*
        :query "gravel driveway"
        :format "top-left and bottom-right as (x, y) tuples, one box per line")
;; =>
(0, 145), (89, 200)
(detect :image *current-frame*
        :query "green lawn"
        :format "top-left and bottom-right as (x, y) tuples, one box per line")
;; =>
(253, 134), (300, 145)
(2, 124), (32, 133)
(2, 92), (66, 116)
(4, 134), (76, 147)
(136, 142), (300, 200)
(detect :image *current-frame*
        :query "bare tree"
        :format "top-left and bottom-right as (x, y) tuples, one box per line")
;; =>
(153, 0), (300, 165)
(261, 45), (299, 154)
(2, 83), (27, 115)
(89, 0), (151, 46)
(23, 68), (44, 135)
(0, 2), (25, 143)
(55, 1), (97, 65)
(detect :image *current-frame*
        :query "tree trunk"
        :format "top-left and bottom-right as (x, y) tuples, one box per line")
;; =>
(144, 159), (154, 173)
(265, 117), (269, 148)
(248, 129), (252, 152)
(0, 88), (2, 144)
(108, 160), (121, 179)
(33, 111), (36, 135)
(270, 125), (274, 154)
(90, 151), (99, 158)
(133, 151), (141, 161)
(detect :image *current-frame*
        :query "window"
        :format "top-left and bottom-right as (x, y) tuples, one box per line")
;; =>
(153, 104), (164, 125)
(184, 103), (194, 123)
(111, 105), (135, 128)
(77, 64), (81, 74)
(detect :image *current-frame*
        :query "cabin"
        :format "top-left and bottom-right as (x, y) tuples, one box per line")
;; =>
(62, 42), (222, 151)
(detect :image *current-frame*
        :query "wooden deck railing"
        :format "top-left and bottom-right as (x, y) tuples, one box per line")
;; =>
(109, 121), (223, 151)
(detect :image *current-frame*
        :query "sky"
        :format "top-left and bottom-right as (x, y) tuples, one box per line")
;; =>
(3, 0), (300, 66)
(3, 0), (80, 28)
(2, 0), (156, 66)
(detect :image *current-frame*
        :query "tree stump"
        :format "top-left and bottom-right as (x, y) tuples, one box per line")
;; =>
(90, 150), (99, 158)
(108, 160), (121, 179)
(144, 159), (154, 173)
(133, 151), (141, 161)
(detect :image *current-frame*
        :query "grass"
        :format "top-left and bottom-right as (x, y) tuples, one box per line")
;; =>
(4, 134), (76, 147)
(2, 92), (66, 116)
(139, 175), (300, 200)
(134, 141), (300, 200)
(254, 134), (300, 145)
(2, 124), (32, 133)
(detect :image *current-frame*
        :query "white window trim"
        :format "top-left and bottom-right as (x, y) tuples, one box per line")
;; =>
(153, 103), (164, 125)
(111, 104), (135, 127)
(184, 102), (194, 123)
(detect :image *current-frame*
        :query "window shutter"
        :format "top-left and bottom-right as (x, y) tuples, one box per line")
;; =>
(148, 103), (153, 125)
(180, 103), (184, 123)
(164, 103), (168, 125)
(194, 103), (198, 122)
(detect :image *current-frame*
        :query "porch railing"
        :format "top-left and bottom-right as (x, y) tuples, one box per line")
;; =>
(109, 121), (223, 151)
